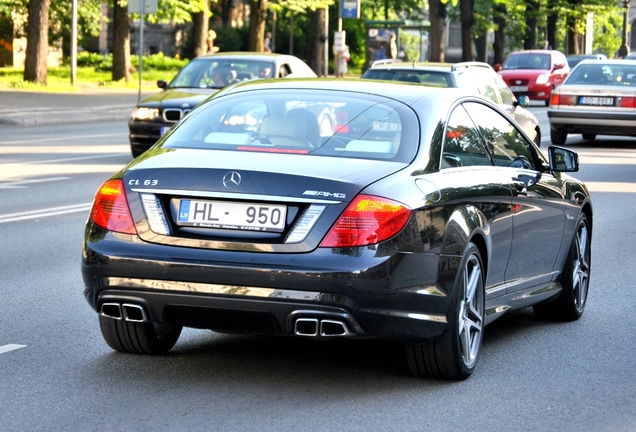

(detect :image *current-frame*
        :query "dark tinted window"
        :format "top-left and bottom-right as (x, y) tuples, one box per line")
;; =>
(362, 69), (451, 87)
(442, 104), (492, 168)
(161, 89), (419, 163)
(463, 102), (537, 169)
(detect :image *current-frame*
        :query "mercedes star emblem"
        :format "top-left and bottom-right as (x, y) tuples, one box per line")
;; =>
(222, 171), (241, 189)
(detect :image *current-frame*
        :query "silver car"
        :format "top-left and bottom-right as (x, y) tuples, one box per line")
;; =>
(548, 59), (636, 144)
(362, 61), (542, 146)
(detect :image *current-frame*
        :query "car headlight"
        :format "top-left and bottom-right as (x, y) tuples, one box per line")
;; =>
(131, 107), (160, 121)
(535, 74), (550, 85)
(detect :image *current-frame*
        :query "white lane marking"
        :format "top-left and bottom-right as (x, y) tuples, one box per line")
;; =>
(0, 344), (27, 354)
(0, 153), (128, 167)
(0, 203), (92, 223)
(0, 176), (71, 189)
(0, 133), (124, 145)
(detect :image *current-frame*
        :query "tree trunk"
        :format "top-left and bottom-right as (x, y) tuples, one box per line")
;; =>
(112, 0), (131, 82)
(523, 0), (538, 50)
(191, 10), (209, 57)
(428, 0), (446, 62)
(24, 0), (50, 84)
(493, 1), (506, 65)
(566, 15), (580, 55)
(248, 0), (268, 52)
(220, 0), (233, 28)
(547, 0), (558, 51)
(460, 0), (475, 61)
(305, 9), (326, 76)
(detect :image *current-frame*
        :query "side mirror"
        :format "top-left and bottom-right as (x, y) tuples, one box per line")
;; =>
(493, 64), (502, 72)
(157, 80), (168, 89)
(516, 95), (530, 107)
(548, 145), (579, 172)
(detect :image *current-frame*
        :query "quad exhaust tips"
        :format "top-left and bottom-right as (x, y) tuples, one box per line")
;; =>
(100, 302), (149, 323)
(294, 318), (353, 337)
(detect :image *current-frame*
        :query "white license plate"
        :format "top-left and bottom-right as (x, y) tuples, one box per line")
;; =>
(177, 199), (286, 232)
(509, 86), (528, 92)
(579, 96), (614, 106)
(160, 126), (171, 136)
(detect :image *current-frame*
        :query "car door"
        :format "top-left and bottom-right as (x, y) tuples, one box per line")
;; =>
(440, 103), (514, 299)
(464, 102), (566, 293)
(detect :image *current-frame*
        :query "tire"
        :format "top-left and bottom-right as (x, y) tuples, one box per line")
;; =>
(533, 213), (591, 321)
(99, 315), (182, 354)
(550, 128), (567, 145)
(406, 243), (485, 380)
(582, 133), (596, 141)
(545, 99), (550, 107)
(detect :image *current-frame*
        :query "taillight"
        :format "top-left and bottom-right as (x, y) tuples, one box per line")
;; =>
(550, 94), (575, 106)
(320, 195), (411, 247)
(620, 97), (636, 108)
(90, 179), (137, 234)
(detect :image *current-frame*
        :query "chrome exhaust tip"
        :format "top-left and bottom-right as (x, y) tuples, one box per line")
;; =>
(100, 303), (123, 320)
(320, 320), (351, 337)
(122, 303), (149, 323)
(294, 318), (319, 336)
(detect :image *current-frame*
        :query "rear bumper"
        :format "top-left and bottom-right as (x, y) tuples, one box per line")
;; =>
(548, 110), (636, 135)
(82, 230), (453, 343)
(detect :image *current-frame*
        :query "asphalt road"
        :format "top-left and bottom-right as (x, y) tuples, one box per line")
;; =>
(0, 94), (635, 431)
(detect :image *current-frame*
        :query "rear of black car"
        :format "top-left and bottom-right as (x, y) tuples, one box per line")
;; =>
(83, 85), (454, 345)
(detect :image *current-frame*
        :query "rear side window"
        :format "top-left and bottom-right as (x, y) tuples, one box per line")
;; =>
(442, 105), (492, 168)
(161, 89), (419, 163)
(463, 102), (538, 170)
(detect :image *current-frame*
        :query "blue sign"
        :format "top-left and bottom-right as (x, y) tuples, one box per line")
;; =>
(341, 0), (360, 19)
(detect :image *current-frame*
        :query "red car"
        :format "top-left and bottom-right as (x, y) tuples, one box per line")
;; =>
(496, 50), (570, 106)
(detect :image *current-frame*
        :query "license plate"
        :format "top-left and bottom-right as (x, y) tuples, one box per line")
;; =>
(160, 126), (170, 136)
(579, 96), (614, 106)
(509, 86), (528, 92)
(177, 199), (286, 232)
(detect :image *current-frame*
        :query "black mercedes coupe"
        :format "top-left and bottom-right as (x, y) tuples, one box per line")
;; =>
(83, 79), (592, 380)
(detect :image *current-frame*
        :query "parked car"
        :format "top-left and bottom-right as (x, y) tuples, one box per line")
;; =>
(566, 54), (607, 69)
(496, 50), (570, 106)
(548, 59), (636, 144)
(128, 52), (317, 157)
(361, 61), (542, 145)
(83, 79), (592, 380)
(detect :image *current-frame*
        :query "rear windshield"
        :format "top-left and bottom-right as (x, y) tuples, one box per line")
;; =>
(160, 88), (420, 163)
(566, 63), (636, 86)
(362, 69), (451, 87)
(502, 53), (551, 70)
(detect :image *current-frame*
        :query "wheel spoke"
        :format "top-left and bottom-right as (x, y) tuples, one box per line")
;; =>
(459, 253), (484, 366)
(573, 222), (590, 311)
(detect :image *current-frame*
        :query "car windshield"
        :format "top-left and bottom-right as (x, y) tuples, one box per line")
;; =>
(169, 59), (275, 89)
(362, 69), (451, 87)
(160, 88), (419, 163)
(502, 53), (551, 70)
(565, 63), (636, 86)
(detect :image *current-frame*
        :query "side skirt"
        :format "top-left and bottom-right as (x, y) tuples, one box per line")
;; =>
(484, 282), (562, 325)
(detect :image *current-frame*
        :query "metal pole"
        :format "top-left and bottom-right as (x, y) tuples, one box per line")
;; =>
(138, 0), (145, 103)
(324, 7), (329, 77)
(71, 0), (77, 85)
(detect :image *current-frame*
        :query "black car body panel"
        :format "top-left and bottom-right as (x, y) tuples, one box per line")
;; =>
(85, 79), (592, 377)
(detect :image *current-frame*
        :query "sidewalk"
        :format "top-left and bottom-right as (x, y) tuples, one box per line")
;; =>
(0, 89), (147, 127)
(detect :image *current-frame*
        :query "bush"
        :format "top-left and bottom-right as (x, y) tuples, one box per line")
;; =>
(131, 52), (188, 71)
